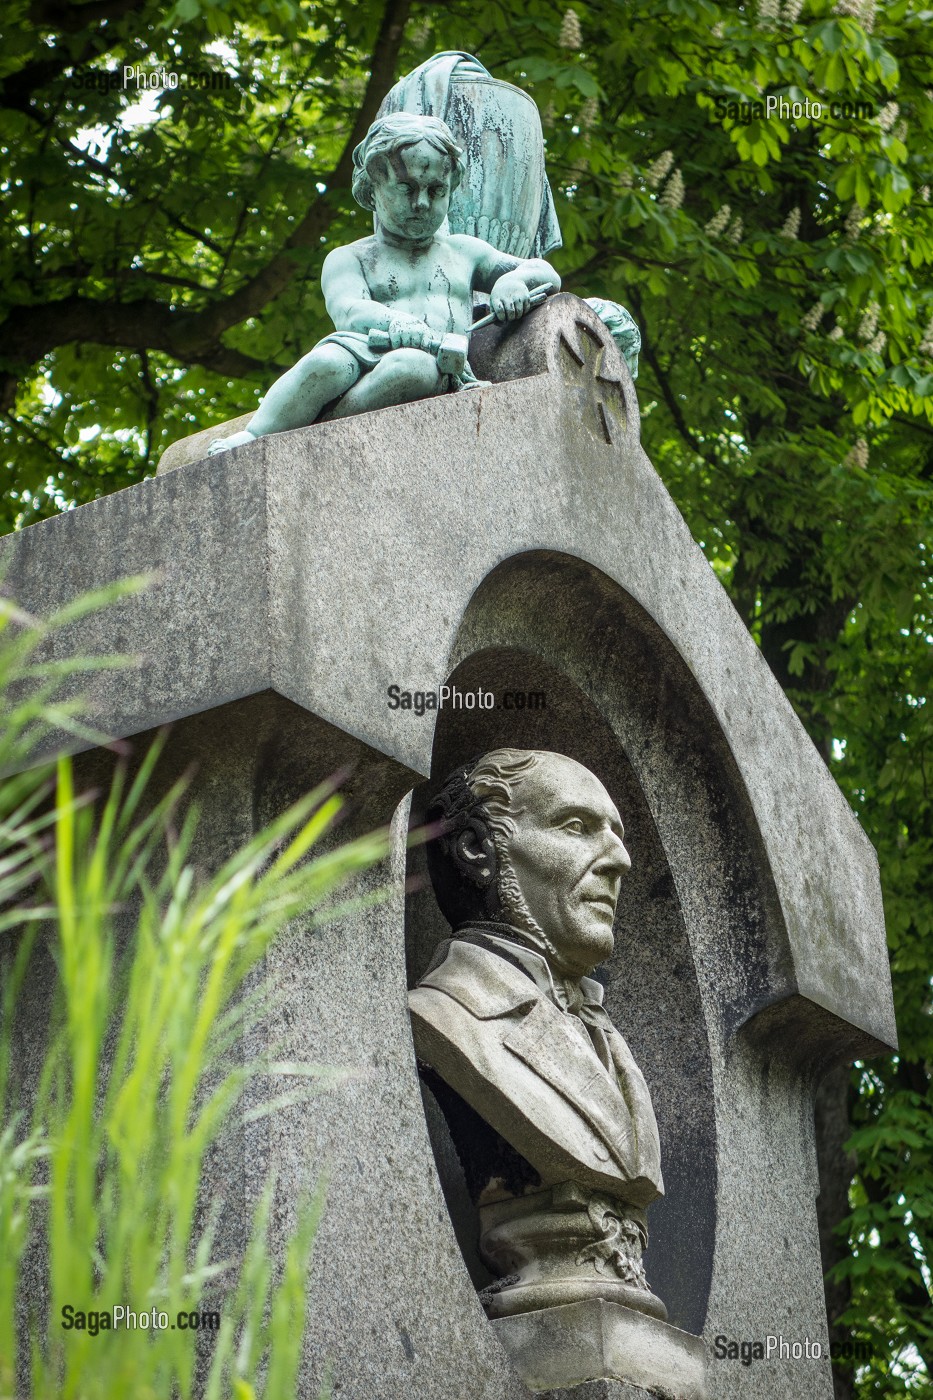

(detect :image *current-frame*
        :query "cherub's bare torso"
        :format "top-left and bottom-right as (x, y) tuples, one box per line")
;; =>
(332, 233), (503, 339)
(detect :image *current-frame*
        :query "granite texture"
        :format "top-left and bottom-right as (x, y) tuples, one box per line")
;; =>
(493, 1300), (706, 1395)
(552, 1386), (664, 1400)
(1, 293), (897, 1398)
(0, 295), (894, 1058)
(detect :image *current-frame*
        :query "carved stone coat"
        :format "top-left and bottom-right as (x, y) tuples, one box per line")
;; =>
(409, 934), (663, 1207)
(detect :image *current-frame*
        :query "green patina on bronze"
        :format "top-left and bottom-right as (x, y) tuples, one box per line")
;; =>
(379, 52), (641, 380)
(208, 106), (560, 455)
(377, 50), (562, 260)
(584, 297), (642, 380)
(208, 52), (639, 456)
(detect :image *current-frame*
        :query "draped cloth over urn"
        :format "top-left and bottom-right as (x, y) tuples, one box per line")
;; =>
(408, 750), (667, 1323)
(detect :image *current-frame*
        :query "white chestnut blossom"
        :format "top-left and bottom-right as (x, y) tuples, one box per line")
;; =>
(705, 203), (732, 236)
(845, 203), (864, 240)
(579, 96), (599, 129)
(801, 301), (826, 332)
(646, 149), (675, 188)
(559, 8), (583, 48)
(659, 169), (685, 211)
(781, 207), (801, 238)
(844, 439), (869, 471)
(918, 316), (933, 356)
(858, 301), (880, 341)
(878, 101), (900, 133)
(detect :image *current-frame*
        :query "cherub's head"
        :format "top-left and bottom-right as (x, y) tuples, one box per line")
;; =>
(352, 113), (465, 240)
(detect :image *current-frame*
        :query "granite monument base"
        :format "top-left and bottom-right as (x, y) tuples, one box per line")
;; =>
(1, 295), (897, 1398)
(494, 1299), (706, 1396)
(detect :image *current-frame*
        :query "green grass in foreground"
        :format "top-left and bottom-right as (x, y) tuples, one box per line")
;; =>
(0, 586), (391, 1399)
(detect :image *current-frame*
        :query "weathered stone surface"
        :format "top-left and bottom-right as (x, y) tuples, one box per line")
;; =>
(158, 410), (254, 474)
(553, 1385), (660, 1400)
(552, 1384), (660, 1400)
(493, 1300), (706, 1396)
(2, 295), (894, 1058)
(11, 696), (531, 1400)
(1, 293), (896, 1398)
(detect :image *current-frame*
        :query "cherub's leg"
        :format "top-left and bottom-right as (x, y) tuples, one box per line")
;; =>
(326, 348), (441, 420)
(208, 345), (360, 455)
(250, 344), (362, 434)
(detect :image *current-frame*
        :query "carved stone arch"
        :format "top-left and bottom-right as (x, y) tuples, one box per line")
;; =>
(445, 550), (794, 1042)
(403, 544), (796, 1339)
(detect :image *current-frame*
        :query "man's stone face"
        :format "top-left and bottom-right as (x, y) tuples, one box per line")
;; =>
(372, 139), (452, 240)
(502, 755), (631, 978)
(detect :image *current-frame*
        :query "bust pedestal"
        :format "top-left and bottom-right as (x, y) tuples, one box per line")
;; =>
(479, 1182), (665, 1321)
(493, 1299), (707, 1397)
(479, 1183), (703, 1396)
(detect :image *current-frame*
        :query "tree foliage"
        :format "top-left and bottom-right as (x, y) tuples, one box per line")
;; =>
(1, 0), (931, 1391)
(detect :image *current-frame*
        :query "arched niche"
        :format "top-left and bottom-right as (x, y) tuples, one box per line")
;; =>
(404, 549), (793, 1339)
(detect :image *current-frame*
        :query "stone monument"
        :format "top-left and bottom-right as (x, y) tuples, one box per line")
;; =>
(2, 51), (897, 1400)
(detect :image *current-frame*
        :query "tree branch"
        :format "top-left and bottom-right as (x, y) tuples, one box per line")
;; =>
(559, 251), (613, 292)
(187, 0), (412, 340)
(1, 0), (413, 405)
(13, 102), (232, 263)
(0, 297), (274, 412)
(627, 285), (722, 471)
(1, 0), (144, 110)
(1, 411), (70, 473)
(28, 0), (137, 27)
(212, 85), (304, 291)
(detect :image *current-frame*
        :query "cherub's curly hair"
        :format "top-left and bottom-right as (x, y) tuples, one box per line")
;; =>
(351, 112), (465, 212)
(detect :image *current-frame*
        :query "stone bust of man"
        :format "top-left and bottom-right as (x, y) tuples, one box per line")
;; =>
(409, 748), (666, 1320)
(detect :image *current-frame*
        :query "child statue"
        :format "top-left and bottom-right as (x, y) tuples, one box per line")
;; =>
(209, 112), (560, 454)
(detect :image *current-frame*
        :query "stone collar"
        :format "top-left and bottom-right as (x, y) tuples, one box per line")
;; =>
(458, 924), (610, 1026)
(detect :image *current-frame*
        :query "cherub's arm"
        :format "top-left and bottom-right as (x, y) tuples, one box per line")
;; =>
(322, 244), (435, 346)
(322, 246), (391, 333)
(470, 243), (561, 322)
